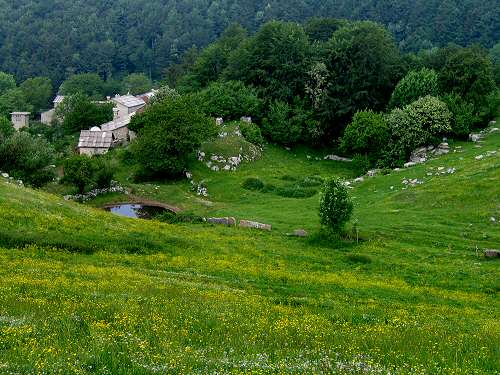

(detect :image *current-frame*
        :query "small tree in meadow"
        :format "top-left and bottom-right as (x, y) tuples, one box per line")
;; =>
(62, 155), (95, 194)
(340, 110), (389, 162)
(319, 178), (353, 233)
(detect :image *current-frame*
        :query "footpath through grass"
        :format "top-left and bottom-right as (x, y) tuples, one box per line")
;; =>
(0, 129), (499, 373)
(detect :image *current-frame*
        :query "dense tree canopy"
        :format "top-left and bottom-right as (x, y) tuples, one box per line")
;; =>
(0, 0), (496, 88)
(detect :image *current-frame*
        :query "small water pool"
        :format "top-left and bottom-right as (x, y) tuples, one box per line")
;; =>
(104, 204), (171, 219)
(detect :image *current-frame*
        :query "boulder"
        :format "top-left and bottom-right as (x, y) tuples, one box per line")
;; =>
(207, 217), (236, 226)
(354, 177), (364, 183)
(367, 169), (379, 177)
(215, 117), (224, 126)
(484, 249), (500, 258)
(241, 116), (252, 123)
(292, 229), (308, 237)
(239, 220), (272, 231)
(404, 161), (417, 168)
(1, 173), (9, 178)
(469, 133), (481, 142)
(324, 155), (352, 162)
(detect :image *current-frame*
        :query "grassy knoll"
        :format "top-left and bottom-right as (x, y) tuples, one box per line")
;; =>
(0, 129), (499, 373)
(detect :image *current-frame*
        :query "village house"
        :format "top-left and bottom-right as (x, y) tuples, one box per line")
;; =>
(100, 113), (135, 142)
(41, 95), (65, 125)
(10, 112), (30, 130)
(77, 127), (113, 156)
(111, 94), (146, 119)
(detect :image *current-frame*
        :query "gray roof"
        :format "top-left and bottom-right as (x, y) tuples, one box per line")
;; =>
(77, 130), (113, 149)
(54, 95), (65, 104)
(112, 95), (145, 108)
(101, 113), (133, 131)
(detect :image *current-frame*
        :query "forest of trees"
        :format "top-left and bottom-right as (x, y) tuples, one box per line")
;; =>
(0, 0), (498, 87)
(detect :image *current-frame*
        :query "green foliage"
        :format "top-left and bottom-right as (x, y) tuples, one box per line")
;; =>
(0, 88), (32, 118)
(0, 132), (55, 187)
(438, 45), (496, 108)
(60, 73), (106, 100)
(352, 154), (372, 175)
(241, 177), (265, 191)
(0, 116), (14, 142)
(490, 43), (500, 85)
(319, 177), (353, 232)
(276, 185), (318, 199)
(239, 121), (264, 146)
(262, 101), (302, 145)
(195, 81), (262, 121)
(320, 21), (402, 136)
(304, 18), (346, 42)
(131, 95), (216, 179)
(20, 77), (53, 113)
(225, 20), (311, 102)
(389, 68), (440, 109)
(122, 73), (153, 95)
(406, 96), (452, 141)
(441, 94), (479, 139)
(62, 155), (95, 194)
(340, 110), (389, 161)
(0, 72), (16, 92)
(149, 85), (180, 106)
(93, 158), (115, 189)
(56, 93), (113, 134)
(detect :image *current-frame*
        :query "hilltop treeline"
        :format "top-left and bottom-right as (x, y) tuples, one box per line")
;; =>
(0, 0), (498, 85)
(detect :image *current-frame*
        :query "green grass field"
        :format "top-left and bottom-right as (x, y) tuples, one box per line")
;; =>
(0, 128), (499, 373)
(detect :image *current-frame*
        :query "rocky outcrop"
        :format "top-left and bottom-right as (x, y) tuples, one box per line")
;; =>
(239, 220), (272, 231)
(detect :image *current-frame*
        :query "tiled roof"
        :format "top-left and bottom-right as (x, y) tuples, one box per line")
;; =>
(77, 130), (113, 149)
(112, 95), (145, 108)
(53, 95), (65, 104)
(101, 113), (133, 132)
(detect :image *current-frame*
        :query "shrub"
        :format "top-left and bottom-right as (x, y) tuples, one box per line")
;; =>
(276, 185), (317, 198)
(0, 132), (56, 187)
(352, 154), (371, 175)
(340, 110), (389, 161)
(239, 121), (264, 146)
(195, 81), (262, 121)
(389, 68), (440, 109)
(319, 177), (353, 232)
(441, 94), (479, 139)
(406, 96), (452, 141)
(0, 116), (14, 142)
(262, 101), (302, 145)
(62, 155), (95, 194)
(241, 177), (264, 191)
(299, 176), (324, 187)
(92, 158), (115, 189)
(131, 95), (217, 179)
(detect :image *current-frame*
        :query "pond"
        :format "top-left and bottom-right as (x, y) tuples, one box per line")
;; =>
(103, 204), (171, 220)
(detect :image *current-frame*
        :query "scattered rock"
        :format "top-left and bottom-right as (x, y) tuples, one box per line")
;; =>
(1, 173), (9, 178)
(185, 172), (193, 180)
(433, 142), (450, 156)
(215, 117), (224, 126)
(409, 147), (427, 164)
(324, 155), (352, 162)
(491, 217), (497, 223)
(207, 217), (236, 226)
(239, 220), (272, 231)
(63, 181), (128, 202)
(402, 178), (423, 187)
(490, 127), (499, 133)
(475, 155), (484, 160)
(354, 177), (364, 183)
(290, 229), (308, 237)
(367, 169), (379, 177)
(484, 249), (500, 258)
(469, 133), (482, 142)
(240, 116), (252, 123)
(404, 161), (418, 168)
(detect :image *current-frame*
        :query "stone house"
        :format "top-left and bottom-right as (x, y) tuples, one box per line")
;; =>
(10, 112), (30, 130)
(77, 128), (113, 156)
(100, 113), (135, 143)
(41, 95), (66, 125)
(111, 94), (146, 119)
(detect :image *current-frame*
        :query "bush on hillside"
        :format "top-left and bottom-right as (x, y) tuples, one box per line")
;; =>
(241, 177), (264, 191)
(389, 68), (440, 109)
(441, 94), (479, 139)
(319, 177), (353, 233)
(340, 110), (389, 162)
(276, 185), (317, 198)
(239, 121), (264, 146)
(195, 81), (262, 121)
(406, 96), (452, 140)
(131, 95), (217, 179)
(0, 116), (14, 142)
(262, 101), (302, 145)
(0, 132), (55, 187)
(93, 158), (115, 189)
(62, 155), (95, 194)
(352, 154), (371, 175)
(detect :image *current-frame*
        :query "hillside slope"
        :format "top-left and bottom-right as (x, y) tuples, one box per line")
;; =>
(0, 129), (499, 373)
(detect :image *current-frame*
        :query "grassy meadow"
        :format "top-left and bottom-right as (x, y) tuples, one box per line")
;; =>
(0, 128), (499, 373)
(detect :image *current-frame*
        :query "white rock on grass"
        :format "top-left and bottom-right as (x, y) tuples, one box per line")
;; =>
(475, 155), (484, 160)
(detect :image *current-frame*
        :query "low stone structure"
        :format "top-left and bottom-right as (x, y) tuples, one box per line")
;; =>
(10, 112), (30, 130)
(324, 155), (352, 162)
(239, 220), (272, 231)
